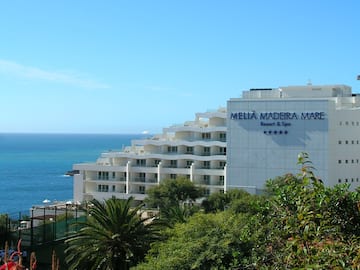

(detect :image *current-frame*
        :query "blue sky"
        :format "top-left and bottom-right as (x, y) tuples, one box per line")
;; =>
(1, 0), (359, 134)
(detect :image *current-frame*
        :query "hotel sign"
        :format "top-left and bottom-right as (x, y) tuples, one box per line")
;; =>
(230, 111), (325, 121)
(230, 111), (326, 131)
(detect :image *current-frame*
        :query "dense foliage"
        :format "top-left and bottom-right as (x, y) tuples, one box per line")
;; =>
(145, 177), (204, 212)
(65, 154), (360, 269)
(65, 197), (164, 270)
(135, 153), (360, 269)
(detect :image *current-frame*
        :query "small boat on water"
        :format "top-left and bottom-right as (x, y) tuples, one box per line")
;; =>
(65, 170), (79, 176)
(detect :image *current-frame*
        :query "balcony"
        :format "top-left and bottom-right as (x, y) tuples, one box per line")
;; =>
(131, 178), (158, 184)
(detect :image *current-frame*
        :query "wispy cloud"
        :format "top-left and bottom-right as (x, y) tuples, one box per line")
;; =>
(145, 85), (193, 97)
(0, 59), (110, 89)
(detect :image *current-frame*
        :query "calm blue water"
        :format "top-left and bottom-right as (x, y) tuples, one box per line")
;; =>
(0, 133), (146, 216)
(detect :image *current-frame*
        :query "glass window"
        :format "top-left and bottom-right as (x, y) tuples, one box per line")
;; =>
(203, 161), (210, 169)
(219, 133), (226, 141)
(202, 133), (211, 140)
(170, 160), (177, 167)
(168, 146), (178, 153)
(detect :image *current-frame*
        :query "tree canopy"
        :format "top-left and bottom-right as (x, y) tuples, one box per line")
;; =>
(134, 153), (360, 269)
(65, 153), (360, 269)
(145, 177), (204, 211)
(65, 197), (164, 270)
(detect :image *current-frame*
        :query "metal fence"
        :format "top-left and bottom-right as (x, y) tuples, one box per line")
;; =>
(1, 206), (87, 249)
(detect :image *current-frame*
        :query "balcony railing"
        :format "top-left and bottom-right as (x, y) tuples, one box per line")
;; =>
(131, 178), (158, 183)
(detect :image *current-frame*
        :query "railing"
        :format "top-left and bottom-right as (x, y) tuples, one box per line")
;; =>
(4, 208), (87, 248)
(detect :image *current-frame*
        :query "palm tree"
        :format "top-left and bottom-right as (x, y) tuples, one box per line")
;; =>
(160, 204), (195, 226)
(65, 197), (163, 270)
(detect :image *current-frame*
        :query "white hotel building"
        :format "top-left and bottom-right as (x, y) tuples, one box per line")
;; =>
(73, 84), (360, 203)
(73, 108), (227, 203)
(227, 84), (360, 193)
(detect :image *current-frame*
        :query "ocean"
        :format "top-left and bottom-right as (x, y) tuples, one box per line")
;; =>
(0, 133), (147, 216)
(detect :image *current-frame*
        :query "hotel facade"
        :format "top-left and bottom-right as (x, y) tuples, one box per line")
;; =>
(73, 108), (227, 203)
(227, 84), (360, 193)
(73, 84), (360, 203)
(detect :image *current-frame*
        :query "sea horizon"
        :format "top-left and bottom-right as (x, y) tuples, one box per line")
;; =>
(0, 133), (148, 216)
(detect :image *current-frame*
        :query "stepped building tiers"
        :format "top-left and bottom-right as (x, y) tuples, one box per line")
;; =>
(73, 108), (227, 203)
(227, 84), (360, 193)
(73, 84), (360, 204)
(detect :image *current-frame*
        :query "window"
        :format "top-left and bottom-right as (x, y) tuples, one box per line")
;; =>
(219, 133), (226, 141)
(168, 146), (178, 153)
(139, 186), (145, 194)
(338, 179), (342, 183)
(219, 176), (224, 185)
(186, 160), (193, 168)
(170, 160), (177, 168)
(220, 147), (226, 155)
(112, 172), (116, 179)
(112, 185), (116, 192)
(98, 185), (109, 192)
(202, 133), (211, 140)
(219, 161), (226, 169)
(98, 171), (109, 180)
(136, 159), (146, 166)
(338, 140), (342, 144)
(203, 161), (210, 169)
(345, 160), (348, 164)
(203, 147), (211, 155)
(154, 159), (161, 166)
(203, 175), (210, 185)
(338, 160), (342, 164)
(139, 173), (145, 181)
(186, 147), (194, 154)
(170, 174), (177, 179)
